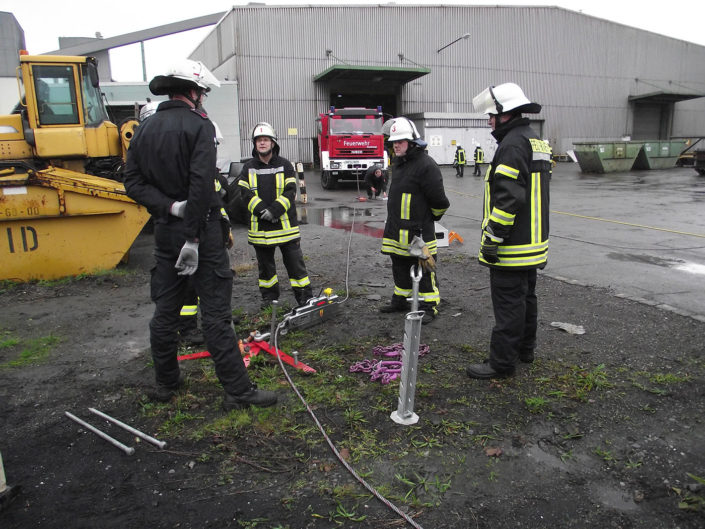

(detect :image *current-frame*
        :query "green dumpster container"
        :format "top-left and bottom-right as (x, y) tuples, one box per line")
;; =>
(632, 140), (688, 170)
(572, 141), (644, 173)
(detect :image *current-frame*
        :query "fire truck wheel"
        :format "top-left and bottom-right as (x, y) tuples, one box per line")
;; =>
(321, 170), (338, 190)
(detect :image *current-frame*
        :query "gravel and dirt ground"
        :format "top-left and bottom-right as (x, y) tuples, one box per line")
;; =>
(1, 203), (704, 528)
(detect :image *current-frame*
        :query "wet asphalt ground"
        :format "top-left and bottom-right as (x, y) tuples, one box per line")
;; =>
(296, 162), (705, 322)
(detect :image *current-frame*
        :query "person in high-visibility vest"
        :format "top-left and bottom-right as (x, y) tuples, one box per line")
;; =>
(238, 122), (313, 309)
(380, 117), (450, 325)
(453, 145), (466, 177)
(466, 82), (551, 380)
(473, 144), (485, 175)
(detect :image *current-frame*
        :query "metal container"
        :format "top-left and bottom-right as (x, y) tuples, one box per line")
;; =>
(1, 167), (150, 281)
(572, 141), (644, 173)
(632, 140), (688, 170)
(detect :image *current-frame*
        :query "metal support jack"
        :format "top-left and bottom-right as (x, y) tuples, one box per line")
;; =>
(390, 265), (424, 425)
(239, 301), (317, 373)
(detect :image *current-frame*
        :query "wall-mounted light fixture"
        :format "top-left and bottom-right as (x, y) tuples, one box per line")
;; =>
(436, 32), (470, 53)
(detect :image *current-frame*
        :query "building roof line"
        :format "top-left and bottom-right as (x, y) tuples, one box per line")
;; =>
(45, 12), (227, 56)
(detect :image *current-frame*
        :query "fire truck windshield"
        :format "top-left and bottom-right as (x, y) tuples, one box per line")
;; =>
(330, 116), (383, 135)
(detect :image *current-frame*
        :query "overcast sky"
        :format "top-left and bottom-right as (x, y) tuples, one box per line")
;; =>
(4, 0), (705, 81)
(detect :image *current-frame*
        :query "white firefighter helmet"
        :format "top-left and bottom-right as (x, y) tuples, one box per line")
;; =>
(149, 59), (220, 95)
(139, 101), (160, 121)
(472, 82), (541, 115)
(251, 122), (277, 142)
(385, 117), (421, 142)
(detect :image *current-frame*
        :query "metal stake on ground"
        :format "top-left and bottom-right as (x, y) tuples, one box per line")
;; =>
(391, 265), (424, 426)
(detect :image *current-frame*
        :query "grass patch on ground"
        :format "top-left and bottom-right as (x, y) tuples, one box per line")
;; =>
(0, 331), (61, 369)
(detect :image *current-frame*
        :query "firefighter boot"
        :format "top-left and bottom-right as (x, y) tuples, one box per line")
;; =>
(223, 385), (278, 410)
(379, 298), (410, 313)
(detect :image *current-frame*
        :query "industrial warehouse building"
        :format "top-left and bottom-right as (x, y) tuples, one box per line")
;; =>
(189, 4), (705, 165)
(3, 5), (705, 167)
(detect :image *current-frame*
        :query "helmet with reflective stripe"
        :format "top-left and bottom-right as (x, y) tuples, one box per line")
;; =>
(251, 122), (277, 142)
(473, 82), (541, 115)
(384, 117), (421, 142)
(149, 59), (220, 96)
(139, 101), (160, 121)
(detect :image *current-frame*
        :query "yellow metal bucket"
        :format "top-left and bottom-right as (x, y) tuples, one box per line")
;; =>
(0, 167), (150, 281)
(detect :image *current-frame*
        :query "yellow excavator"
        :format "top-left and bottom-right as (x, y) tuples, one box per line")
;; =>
(0, 53), (149, 281)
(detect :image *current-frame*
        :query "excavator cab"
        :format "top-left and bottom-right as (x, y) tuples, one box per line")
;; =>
(7, 54), (131, 177)
(0, 54), (149, 281)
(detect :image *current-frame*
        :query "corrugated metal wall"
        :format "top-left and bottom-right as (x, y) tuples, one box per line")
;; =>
(0, 13), (25, 76)
(190, 5), (705, 162)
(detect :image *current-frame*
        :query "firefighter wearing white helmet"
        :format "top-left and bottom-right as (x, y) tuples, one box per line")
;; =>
(238, 121), (313, 308)
(138, 100), (160, 122)
(124, 60), (278, 410)
(465, 82), (551, 381)
(380, 117), (450, 324)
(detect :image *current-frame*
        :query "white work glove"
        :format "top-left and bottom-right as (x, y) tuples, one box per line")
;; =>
(170, 200), (187, 218)
(260, 208), (275, 222)
(175, 241), (199, 276)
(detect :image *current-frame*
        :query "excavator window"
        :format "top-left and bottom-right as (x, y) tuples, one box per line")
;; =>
(80, 64), (109, 126)
(32, 65), (79, 126)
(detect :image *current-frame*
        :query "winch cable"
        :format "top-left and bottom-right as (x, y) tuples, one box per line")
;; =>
(272, 318), (425, 529)
(336, 204), (357, 304)
(270, 207), (425, 529)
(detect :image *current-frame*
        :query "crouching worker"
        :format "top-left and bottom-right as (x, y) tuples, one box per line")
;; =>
(124, 59), (277, 410)
(364, 164), (388, 199)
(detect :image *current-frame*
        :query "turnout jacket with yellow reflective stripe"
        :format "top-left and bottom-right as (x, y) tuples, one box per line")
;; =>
(382, 145), (450, 257)
(238, 152), (301, 246)
(481, 117), (551, 270)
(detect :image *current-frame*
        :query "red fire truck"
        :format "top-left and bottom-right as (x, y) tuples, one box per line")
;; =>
(317, 106), (388, 189)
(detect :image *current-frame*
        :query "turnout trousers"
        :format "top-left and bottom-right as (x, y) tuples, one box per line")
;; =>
(150, 218), (251, 395)
(254, 239), (313, 305)
(389, 255), (440, 313)
(489, 268), (537, 372)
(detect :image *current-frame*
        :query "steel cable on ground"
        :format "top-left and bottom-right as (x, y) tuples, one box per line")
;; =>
(272, 207), (425, 529)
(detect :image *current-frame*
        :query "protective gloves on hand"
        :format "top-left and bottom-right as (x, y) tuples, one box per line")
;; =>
(170, 200), (187, 218)
(480, 237), (499, 263)
(409, 235), (436, 272)
(260, 208), (275, 223)
(175, 241), (199, 276)
(480, 227), (502, 264)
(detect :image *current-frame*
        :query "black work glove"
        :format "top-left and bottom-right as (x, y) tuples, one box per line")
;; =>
(480, 237), (499, 264)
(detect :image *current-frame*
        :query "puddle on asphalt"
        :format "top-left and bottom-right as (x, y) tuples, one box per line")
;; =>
(674, 262), (705, 275)
(607, 253), (705, 275)
(298, 206), (385, 238)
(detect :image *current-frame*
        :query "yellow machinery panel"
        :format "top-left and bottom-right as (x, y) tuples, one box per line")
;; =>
(34, 127), (88, 158)
(0, 115), (33, 159)
(0, 167), (150, 281)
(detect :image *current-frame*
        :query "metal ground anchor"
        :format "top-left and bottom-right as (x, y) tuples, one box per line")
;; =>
(391, 265), (424, 425)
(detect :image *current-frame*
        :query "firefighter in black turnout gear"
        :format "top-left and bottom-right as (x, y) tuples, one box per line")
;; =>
(453, 145), (466, 177)
(124, 59), (277, 410)
(380, 117), (450, 324)
(473, 145), (485, 176)
(239, 122), (313, 309)
(465, 83), (551, 379)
